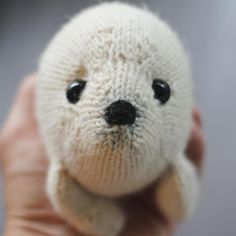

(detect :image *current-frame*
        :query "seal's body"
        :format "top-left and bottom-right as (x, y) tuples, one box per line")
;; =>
(37, 3), (199, 236)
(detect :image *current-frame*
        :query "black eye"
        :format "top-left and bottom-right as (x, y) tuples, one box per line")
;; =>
(152, 79), (171, 104)
(66, 79), (87, 104)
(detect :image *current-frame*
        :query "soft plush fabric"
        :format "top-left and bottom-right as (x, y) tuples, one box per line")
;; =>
(36, 2), (199, 236)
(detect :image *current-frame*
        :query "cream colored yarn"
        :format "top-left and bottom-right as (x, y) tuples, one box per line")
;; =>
(37, 2), (199, 236)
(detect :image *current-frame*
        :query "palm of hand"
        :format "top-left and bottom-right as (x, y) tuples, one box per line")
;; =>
(0, 76), (204, 236)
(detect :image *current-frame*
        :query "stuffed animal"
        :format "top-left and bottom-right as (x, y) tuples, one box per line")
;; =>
(36, 2), (199, 236)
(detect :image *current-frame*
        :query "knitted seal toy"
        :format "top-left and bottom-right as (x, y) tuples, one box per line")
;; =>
(36, 2), (199, 236)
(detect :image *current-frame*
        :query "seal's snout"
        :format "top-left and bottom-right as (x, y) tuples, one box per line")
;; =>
(104, 100), (136, 125)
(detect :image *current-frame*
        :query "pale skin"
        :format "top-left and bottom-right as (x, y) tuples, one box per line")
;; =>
(0, 75), (204, 236)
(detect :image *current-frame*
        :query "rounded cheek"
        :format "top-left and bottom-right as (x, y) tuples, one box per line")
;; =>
(64, 125), (80, 152)
(162, 121), (188, 159)
(48, 115), (77, 160)
(135, 115), (162, 158)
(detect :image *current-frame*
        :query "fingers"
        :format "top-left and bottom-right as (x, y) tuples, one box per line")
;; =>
(121, 185), (173, 236)
(193, 107), (202, 128)
(185, 107), (205, 175)
(122, 200), (172, 236)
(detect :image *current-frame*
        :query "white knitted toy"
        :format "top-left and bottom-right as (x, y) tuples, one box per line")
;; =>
(37, 2), (199, 236)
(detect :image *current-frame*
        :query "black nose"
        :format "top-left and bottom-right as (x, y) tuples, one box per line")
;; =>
(104, 100), (136, 125)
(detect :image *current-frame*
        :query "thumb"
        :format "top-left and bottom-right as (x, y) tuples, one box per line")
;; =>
(1, 74), (37, 132)
(0, 75), (37, 167)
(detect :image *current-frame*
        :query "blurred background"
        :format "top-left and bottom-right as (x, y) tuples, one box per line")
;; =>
(0, 0), (236, 235)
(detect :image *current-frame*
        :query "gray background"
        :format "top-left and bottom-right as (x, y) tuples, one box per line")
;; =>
(0, 0), (236, 235)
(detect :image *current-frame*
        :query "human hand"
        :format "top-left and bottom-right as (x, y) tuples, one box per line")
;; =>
(0, 75), (204, 236)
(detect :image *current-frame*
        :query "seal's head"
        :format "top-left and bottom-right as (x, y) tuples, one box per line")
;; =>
(37, 2), (193, 196)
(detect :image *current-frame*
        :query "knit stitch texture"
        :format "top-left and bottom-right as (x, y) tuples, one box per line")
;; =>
(36, 2), (198, 236)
